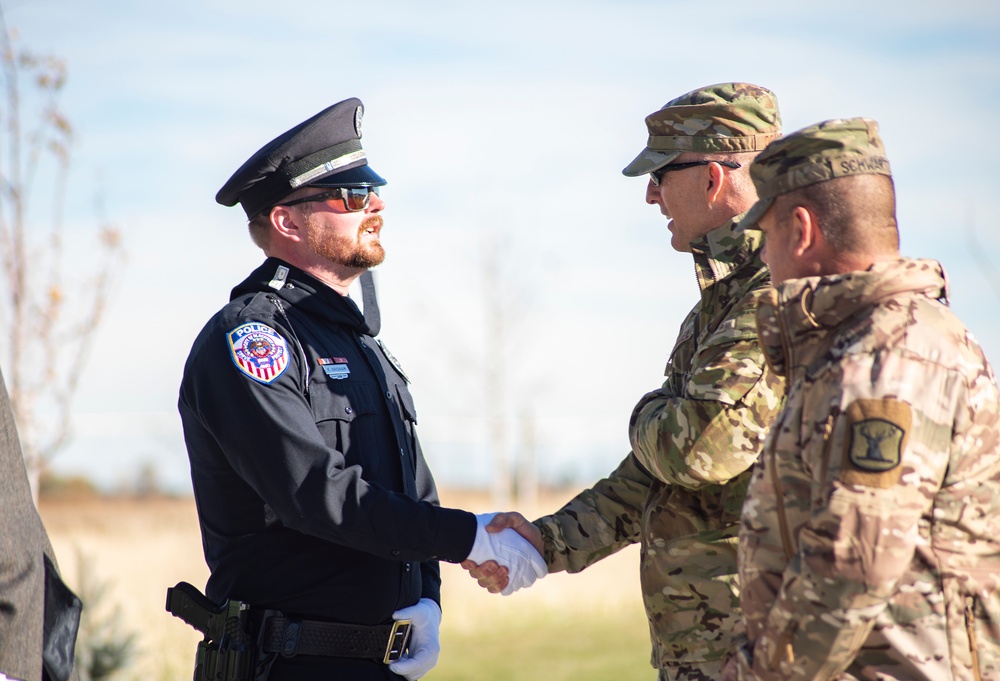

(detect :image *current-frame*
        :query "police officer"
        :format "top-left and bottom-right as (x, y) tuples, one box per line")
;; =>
(726, 119), (1000, 680)
(178, 98), (544, 681)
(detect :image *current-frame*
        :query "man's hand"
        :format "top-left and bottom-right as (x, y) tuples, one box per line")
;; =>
(462, 513), (548, 596)
(388, 598), (441, 681)
(461, 512), (545, 595)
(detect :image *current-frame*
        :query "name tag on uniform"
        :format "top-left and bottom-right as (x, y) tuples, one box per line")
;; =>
(318, 357), (350, 380)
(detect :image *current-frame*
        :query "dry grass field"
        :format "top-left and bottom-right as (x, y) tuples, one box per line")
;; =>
(40, 489), (654, 681)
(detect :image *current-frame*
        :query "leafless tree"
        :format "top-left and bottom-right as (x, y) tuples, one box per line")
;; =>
(480, 230), (545, 508)
(0, 7), (124, 502)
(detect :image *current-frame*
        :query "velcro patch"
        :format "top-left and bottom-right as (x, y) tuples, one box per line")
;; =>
(841, 398), (911, 488)
(227, 322), (289, 384)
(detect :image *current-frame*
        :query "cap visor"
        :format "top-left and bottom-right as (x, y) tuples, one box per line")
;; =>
(736, 196), (774, 232)
(622, 148), (681, 177)
(309, 164), (386, 188)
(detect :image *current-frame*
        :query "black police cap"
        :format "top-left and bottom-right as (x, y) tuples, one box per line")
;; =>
(216, 98), (387, 219)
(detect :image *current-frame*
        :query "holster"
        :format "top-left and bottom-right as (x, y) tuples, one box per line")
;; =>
(248, 609), (281, 681)
(166, 582), (276, 681)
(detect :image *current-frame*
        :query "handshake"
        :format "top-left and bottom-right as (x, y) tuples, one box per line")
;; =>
(390, 513), (547, 680)
(461, 512), (547, 596)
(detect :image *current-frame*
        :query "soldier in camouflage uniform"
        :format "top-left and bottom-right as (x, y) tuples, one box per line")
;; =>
(463, 83), (786, 681)
(725, 118), (1000, 681)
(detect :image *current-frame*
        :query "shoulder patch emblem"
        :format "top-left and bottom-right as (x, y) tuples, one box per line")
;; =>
(841, 398), (911, 488)
(849, 419), (903, 471)
(227, 322), (289, 384)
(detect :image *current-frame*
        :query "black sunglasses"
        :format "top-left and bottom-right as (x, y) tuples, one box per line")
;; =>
(279, 186), (380, 212)
(649, 160), (741, 186)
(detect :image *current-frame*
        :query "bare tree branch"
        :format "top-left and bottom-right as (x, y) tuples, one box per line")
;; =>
(0, 4), (125, 502)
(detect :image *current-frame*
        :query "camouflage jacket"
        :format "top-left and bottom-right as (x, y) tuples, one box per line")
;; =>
(736, 258), (1000, 681)
(535, 217), (783, 668)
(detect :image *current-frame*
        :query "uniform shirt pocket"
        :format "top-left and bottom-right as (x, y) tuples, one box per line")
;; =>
(311, 384), (382, 475)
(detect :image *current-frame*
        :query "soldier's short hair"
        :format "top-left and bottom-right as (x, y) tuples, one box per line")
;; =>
(773, 173), (898, 255)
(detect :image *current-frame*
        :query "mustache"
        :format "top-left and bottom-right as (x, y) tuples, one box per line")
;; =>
(359, 215), (383, 234)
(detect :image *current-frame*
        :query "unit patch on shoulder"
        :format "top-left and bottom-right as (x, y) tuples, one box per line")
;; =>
(227, 322), (289, 384)
(840, 398), (911, 489)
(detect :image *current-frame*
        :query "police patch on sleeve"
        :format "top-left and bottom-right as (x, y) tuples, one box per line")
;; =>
(840, 398), (911, 489)
(227, 322), (289, 384)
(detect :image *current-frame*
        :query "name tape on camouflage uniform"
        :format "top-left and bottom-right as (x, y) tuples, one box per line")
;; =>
(841, 398), (911, 488)
(227, 322), (289, 384)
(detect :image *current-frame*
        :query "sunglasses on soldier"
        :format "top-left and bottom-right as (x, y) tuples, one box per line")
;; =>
(279, 186), (380, 212)
(649, 160), (741, 186)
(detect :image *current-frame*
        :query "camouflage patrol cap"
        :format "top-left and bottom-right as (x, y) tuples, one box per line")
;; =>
(622, 82), (781, 177)
(739, 117), (892, 229)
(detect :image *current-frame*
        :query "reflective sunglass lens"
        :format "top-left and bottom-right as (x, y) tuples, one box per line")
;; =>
(343, 188), (370, 211)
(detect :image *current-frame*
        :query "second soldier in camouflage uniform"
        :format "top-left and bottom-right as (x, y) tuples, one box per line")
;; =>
(463, 83), (785, 681)
(727, 118), (1000, 680)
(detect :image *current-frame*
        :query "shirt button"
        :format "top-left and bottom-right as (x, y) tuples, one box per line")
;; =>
(386, 390), (392, 399)
(391, 549), (400, 557)
(345, 406), (353, 414)
(399, 448), (405, 457)
(404, 563), (411, 572)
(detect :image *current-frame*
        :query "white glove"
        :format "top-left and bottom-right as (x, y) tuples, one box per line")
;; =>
(465, 513), (547, 596)
(388, 598), (441, 681)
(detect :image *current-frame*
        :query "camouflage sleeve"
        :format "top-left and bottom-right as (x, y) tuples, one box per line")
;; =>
(533, 453), (651, 574)
(628, 334), (780, 489)
(748, 366), (962, 680)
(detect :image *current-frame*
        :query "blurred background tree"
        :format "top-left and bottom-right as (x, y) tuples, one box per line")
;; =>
(0, 5), (124, 503)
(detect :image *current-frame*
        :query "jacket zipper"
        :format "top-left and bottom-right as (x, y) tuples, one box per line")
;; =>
(966, 598), (982, 681)
(767, 302), (797, 671)
(768, 431), (795, 563)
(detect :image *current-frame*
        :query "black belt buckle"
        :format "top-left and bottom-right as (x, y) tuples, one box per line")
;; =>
(383, 619), (411, 664)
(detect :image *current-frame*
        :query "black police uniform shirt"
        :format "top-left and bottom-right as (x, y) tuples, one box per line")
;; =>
(178, 257), (476, 623)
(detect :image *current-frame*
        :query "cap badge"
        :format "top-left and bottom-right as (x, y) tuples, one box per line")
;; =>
(354, 106), (363, 138)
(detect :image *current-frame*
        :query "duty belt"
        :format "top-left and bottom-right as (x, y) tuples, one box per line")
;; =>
(260, 616), (411, 664)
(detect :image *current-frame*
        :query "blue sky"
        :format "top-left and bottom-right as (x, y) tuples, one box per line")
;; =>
(5, 0), (999, 492)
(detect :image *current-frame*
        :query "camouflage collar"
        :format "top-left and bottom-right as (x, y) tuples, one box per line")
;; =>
(689, 212), (764, 292)
(755, 258), (948, 376)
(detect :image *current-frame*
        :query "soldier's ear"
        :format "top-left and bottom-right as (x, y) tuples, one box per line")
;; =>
(789, 205), (821, 258)
(705, 162), (726, 204)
